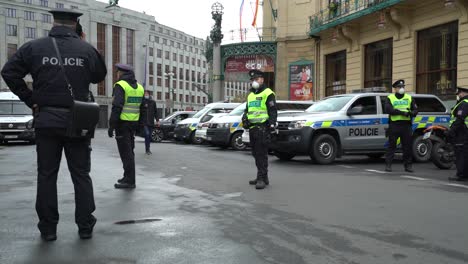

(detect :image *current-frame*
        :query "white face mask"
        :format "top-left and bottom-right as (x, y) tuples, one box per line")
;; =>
(398, 88), (405, 94)
(251, 81), (260, 89)
(144, 95), (149, 99)
(457, 95), (460, 101)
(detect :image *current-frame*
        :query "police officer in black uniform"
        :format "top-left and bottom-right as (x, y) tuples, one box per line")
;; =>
(385, 79), (418, 173)
(242, 69), (277, 189)
(1, 8), (107, 241)
(108, 64), (145, 189)
(447, 87), (468, 181)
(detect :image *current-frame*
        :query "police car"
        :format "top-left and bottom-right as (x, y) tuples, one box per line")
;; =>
(271, 91), (450, 164)
(0, 92), (35, 144)
(210, 100), (314, 150)
(173, 102), (240, 144)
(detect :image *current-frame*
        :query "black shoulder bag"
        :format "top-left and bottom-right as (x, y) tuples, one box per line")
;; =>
(51, 37), (100, 138)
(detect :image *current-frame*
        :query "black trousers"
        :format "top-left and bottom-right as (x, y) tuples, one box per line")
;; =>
(249, 126), (269, 181)
(35, 128), (95, 235)
(385, 123), (413, 166)
(454, 145), (465, 178)
(115, 122), (138, 184)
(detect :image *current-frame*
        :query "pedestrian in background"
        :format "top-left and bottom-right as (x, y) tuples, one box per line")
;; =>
(384, 79), (418, 173)
(140, 90), (159, 155)
(1, 8), (107, 241)
(108, 64), (144, 189)
(242, 69), (277, 190)
(446, 86), (468, 182)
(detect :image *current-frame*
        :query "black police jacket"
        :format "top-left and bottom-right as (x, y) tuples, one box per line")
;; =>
(1, 26), (107, 127)
(384, 93), (418, 126)
(109, 71), (144, 128)
(242, 85), (278, 127)
(140, 98), (159, 127)
(448, 95), (468, 144)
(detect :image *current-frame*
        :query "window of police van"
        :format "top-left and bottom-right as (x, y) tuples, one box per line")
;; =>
(379, 96), (446, 114)
(0, 100), (31, 115)
(349, 96), (377, 115)
(305, 95), (353, 112)
(228, 103), (246, 116)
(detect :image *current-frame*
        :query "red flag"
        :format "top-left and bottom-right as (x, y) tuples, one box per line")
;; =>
(251, 0), (259, 27)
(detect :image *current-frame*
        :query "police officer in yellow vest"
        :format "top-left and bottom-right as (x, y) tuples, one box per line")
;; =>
(446, 86), (468, 181)
(108, 64), (145, 188)
(242, 69), (278, 189)
(385, 79), (418, 172)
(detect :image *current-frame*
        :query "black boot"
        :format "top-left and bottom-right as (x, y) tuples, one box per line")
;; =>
(404, 164), (414, 173)
(255, 180), (266, 189)
(385, 163), (392, 172)
(249, 178), (258, 185)
(117, 177), (125, 183)
(114, 182), (136, 189)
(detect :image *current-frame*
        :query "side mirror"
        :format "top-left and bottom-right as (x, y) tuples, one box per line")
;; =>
(200, 115), (212, 123)
(347, 105), (363, 116)
(171, 119), (176, 124)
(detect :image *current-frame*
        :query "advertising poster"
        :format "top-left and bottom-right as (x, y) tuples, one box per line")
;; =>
(289, 63), (313, 101)
(225, 55), (275, 82)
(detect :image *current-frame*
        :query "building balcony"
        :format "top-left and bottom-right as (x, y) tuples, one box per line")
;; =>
(309, 0), (404, 35)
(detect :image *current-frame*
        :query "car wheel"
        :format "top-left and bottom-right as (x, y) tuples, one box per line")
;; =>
(191, 131), (203, 144)
(151, 128), (163, 143)
(274, 151), (295, 161)
(412, 135), (432, 163)
(230, 132), (246, 151)
(310, 134), (337, 165)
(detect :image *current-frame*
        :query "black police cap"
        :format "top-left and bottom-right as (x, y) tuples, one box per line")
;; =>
(392, 79), (405, 88)
(456, 86), (468, 94)
(249, 69), (264, 80)
(115, 63), (134, 72)
(49, 8), (82, 22)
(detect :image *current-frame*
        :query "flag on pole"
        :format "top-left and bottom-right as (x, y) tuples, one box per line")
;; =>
(240, 0), (245, 42)
(251, 0), (259, 27)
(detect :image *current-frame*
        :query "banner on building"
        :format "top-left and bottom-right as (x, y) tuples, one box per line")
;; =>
(289, 61), (313, 101)
(225, 55), (275, 82)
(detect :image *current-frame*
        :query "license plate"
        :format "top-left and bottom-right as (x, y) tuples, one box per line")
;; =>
(4, 135), (18, 139)
(423, 131), (431, 140)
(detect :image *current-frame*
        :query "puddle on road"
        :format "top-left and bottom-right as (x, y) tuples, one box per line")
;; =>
(114, 218), (162, 225)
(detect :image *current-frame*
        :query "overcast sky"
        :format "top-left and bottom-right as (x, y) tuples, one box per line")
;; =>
(97, 0), (263, 44)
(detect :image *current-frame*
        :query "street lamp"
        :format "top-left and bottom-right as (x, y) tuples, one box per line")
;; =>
(164, 72), (175, 116)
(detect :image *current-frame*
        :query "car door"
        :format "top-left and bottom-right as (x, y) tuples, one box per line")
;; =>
(342, 96), (382, 150)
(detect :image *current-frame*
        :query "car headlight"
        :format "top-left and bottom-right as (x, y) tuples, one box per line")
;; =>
(288, 120), (307, 130)
(26, 120), (34, 129)
(221, 123), (230, 128)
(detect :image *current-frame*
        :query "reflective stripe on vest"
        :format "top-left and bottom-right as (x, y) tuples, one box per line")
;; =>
(388, 93), (412, 121)
(450, 99), (468, 128)
(246, 88), (274, 124)
(116, 80), (144, 121)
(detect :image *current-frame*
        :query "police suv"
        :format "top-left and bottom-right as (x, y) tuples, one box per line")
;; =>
(209, 100), (314, 150)
(0, 92), (35, 144)
(271, 91), (450, 164)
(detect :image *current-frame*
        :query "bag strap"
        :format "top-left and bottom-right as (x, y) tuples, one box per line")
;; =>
(51, 37), (74, 99)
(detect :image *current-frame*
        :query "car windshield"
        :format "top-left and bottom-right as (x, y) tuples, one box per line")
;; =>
(0, 101), (31, 115)
(163, 112), (180, 121)
(228, 103), (246, 116)
(192, 107), (211, 118)
(305, 96), (353, 113)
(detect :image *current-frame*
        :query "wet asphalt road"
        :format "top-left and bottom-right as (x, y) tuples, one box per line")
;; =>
(0, 130), (467, 264)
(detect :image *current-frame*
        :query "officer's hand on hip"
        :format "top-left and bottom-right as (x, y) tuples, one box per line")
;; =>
(108, 128), (114, 138)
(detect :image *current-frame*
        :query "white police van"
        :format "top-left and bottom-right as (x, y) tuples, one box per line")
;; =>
(0, 92), (35, 144)
(211, 100), (314, 150)
(271, 91), (450, 164)
(173, 102), (240, 144)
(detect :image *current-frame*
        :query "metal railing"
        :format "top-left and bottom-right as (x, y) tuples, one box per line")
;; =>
(309, 0), (402, 34)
